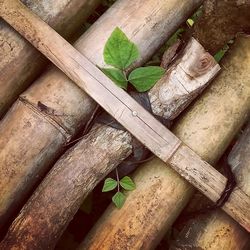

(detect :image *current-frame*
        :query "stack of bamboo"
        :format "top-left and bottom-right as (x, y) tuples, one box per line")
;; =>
(0, 0), (249, 249)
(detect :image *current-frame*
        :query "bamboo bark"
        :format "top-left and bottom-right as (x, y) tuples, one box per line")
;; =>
(78, 37), (250, 249)
(0, 0), (202, 233)
(0, 0), (100, 117)
(0, 35), (218, 249)
(169, 122), (250, 250)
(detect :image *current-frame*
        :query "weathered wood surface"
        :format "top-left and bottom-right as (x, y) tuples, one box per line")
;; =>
(170, 122), (250, 250)
(3, 0), (250, 229)
(78, 37), (250, 250)
(0, 36), (218, 249)
(0, 0), (202, 233)
(0, 0), (100, 117)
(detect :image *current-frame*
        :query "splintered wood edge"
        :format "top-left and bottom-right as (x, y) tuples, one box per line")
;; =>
(1, 0), (250, 231)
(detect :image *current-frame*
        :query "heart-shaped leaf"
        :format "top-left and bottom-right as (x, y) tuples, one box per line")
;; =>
(102, 178), (118, 192)
(102, 68), (127, 89)
(120, 176), (136, 191)
(112, 191), (126, 208)
(128, 66), (165, 92)
(104, 27), (139, 70)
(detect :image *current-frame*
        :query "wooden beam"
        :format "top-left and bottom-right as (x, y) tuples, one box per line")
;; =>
(1, 0), (249, 231)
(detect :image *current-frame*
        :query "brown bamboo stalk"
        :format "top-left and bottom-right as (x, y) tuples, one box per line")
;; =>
(0, 0), (100, 117)
(78, 37), (250, 249)
(0, 0), (202, 233)
(0, 36), (219, 249)
(169, 122), (250, 250)
(2, 1), (241, 219)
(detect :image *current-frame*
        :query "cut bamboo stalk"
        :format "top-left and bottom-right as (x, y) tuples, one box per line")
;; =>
(0, 0), (202, 232)
(0, 0), (100, 117)
(78, 37), (250, 250)
(0, 37), (218, 249)
(3, 0), (249, 228)
(170, 122), (250, 250)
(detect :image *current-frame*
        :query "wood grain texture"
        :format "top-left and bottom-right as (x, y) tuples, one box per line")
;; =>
(79, 37), (250, 250)
(2, 0), (249, 230)
(170, 122), (250, 250)
(0, 0), (203, 231)
(0, 0), (100, 117)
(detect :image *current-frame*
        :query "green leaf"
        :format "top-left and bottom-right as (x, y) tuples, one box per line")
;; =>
(104, 27), (139, 69)
(102, 178), (118, 192)
(112, 191), (126, 208)
(120, 176), (136, 191)
(186, 18), (194, 27)
(128, 66), (165, 92)
(101, 68), (127, 89)
(214, 44), (229, 62)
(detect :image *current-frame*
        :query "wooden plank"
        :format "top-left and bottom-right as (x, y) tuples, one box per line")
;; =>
(1, 0), (250, 231)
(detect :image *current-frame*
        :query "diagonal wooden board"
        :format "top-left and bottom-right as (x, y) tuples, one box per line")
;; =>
(1, 0), (250, 231)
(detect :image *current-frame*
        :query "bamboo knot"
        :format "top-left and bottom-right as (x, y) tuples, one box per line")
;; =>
(188, 52), (215, 78)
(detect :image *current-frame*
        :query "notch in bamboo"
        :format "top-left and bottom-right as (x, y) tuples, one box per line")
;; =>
(0, 0), (101, 118)
(0, 0), (203, 234)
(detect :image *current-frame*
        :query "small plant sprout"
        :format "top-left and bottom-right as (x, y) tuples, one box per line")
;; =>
(102, 168), (136, 209)
(102, 27), (165, 92)
(101, 27), (164, 208)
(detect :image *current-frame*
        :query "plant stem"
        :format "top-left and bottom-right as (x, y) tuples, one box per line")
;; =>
(115, 168), (120, 192)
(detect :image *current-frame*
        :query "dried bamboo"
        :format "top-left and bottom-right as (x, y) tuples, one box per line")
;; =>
(78, 37), (250, 249)
(5, 2), (245, 224)
(170, 122), (250, 250)
(0, 0), (202, 233)
(0, 0), (100, 117)
(0, 36), (219, 249)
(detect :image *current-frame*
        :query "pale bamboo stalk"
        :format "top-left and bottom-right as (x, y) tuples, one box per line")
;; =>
(78, 37), (250, 249)
(0, 0), (202, 232)
(3, 0), (250, 228)
(0, 0), (100, 117)
(170, 122), (250, 250)
(0, 37), (218, 249)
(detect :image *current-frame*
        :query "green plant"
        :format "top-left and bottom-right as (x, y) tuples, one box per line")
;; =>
(101, 27), (164, 208)
(102, 27), (165, 92)
(102, 169), (136, 208)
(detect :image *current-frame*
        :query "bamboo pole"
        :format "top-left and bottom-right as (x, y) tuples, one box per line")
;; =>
(3, 0), (250, 228)
(0, 0), (202, 233)
(0, 37), (219, 249)
(0, 0), (100, 118)
(78, 37), (250, 249)
(1, 0), (237, 212)
(170, 122), (250, 250)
